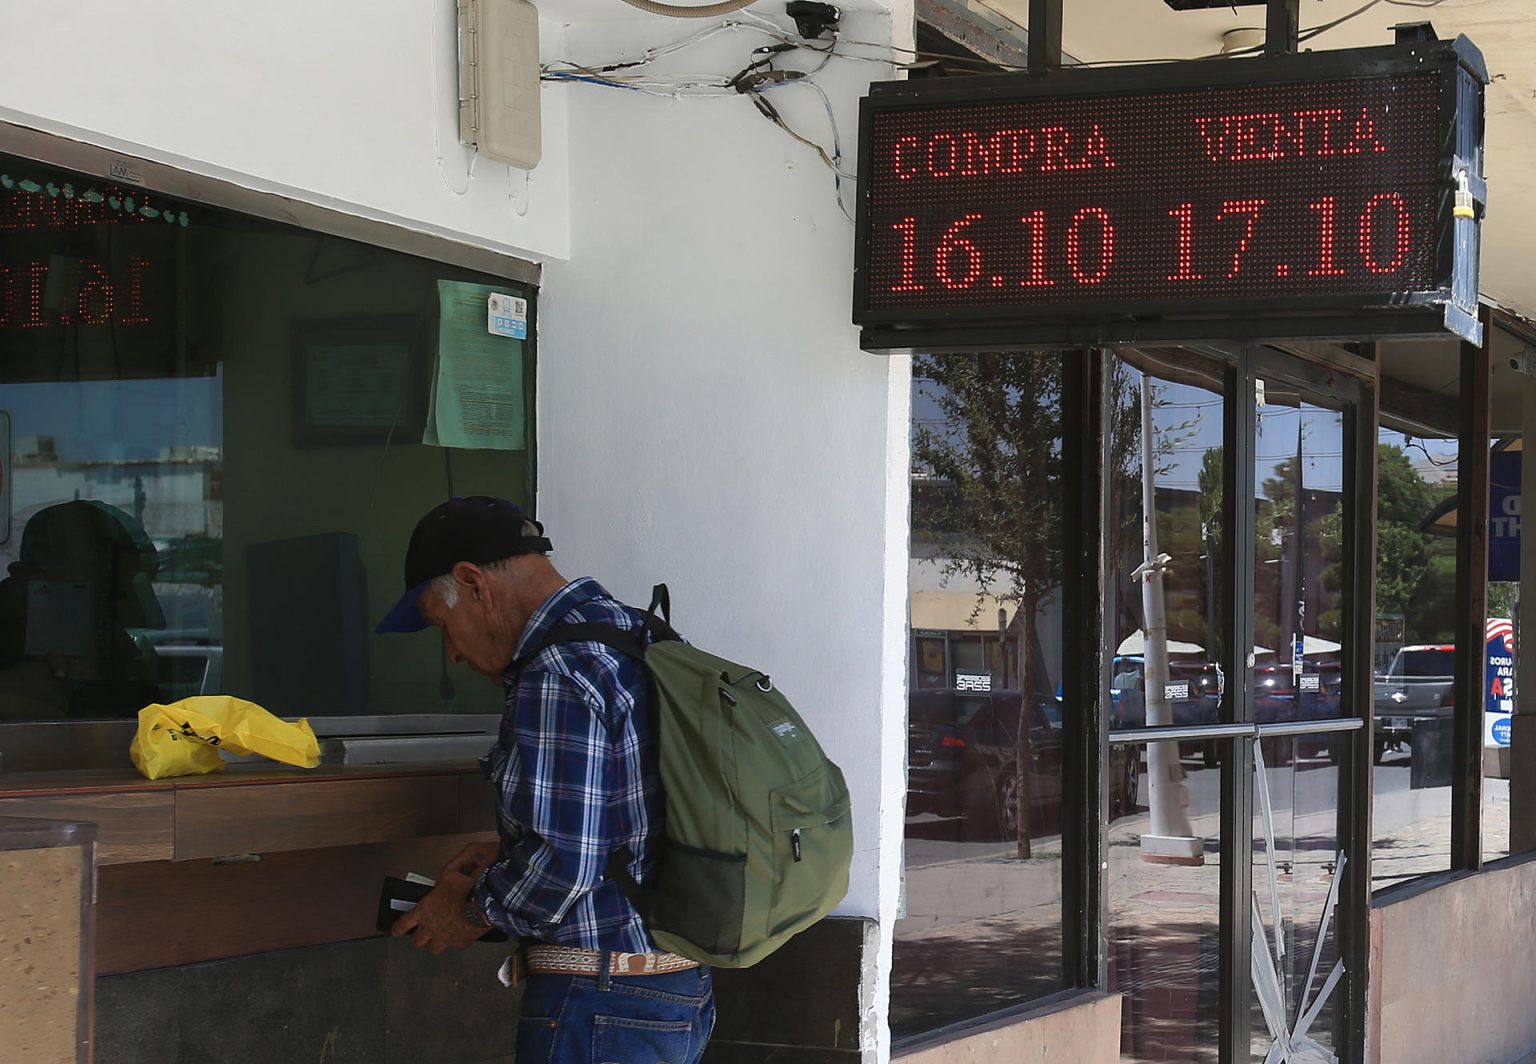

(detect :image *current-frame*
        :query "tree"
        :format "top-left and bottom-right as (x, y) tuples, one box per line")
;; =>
(913, 353), (1062, 859)
(1374, 445), (1434, 619)
(1196, 441), (1446, 646)
(913, 353), (1137, 858)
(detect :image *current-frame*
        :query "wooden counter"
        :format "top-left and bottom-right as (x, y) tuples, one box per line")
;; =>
(0, 764), (500, 976)
(0, 762), (497, 864)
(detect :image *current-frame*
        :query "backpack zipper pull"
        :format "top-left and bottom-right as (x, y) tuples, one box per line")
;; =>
(791, 828), (803, 862)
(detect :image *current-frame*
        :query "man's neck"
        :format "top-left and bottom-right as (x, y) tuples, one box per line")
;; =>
(505, 564), (573, 650)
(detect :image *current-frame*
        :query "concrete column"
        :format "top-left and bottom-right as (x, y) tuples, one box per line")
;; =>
(1513, 372), (1536, 852)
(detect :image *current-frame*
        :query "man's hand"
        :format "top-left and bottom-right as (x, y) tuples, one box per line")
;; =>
(440, 839), (502, 880)
(391, 870), (494, 955)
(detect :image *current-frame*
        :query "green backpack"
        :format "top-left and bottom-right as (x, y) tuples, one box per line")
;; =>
(527, 585), (853, 968)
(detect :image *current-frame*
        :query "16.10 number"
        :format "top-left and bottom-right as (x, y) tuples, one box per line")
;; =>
(891, 207), (1117, 293)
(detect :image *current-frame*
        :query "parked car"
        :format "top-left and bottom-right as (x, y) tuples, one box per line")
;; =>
(1372, 644), (1453, 762)
(909, 687), (1139, 841)
(1372, 621), (1515, 760)
(1111, 655), (1224, 768)
(1110, 655), (1223, 729)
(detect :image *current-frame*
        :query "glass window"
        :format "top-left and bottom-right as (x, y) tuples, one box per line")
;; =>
(1252, 383), (1346, 726)
(1108, 739), (1222, 1062)
(1251, 734), (1345, 1060)
(1484, 579), (1517, 866)
(1485, 436), (1519, 866)
(913, 634), (948, 690)
(0, 152), (534, 722)
(893, 353), (1067, 1037)
(1107, 350), (1228, 737)
(1371, 412), (1457, 889)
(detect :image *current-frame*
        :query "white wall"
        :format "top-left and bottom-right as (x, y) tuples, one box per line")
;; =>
(0, 0), (570, 261)
(534, 6), (910, 1058)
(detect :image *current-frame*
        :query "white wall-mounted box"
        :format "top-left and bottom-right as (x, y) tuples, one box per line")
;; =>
(459, 0), (542, 170)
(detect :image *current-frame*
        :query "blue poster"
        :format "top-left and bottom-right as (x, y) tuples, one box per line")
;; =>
(1489, 450), (1520, 582)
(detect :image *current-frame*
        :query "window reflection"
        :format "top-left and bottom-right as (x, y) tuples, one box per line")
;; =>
(1105, 350), (1227, 900)
(1108, 351), (1227, 737)
(1253, 384), (1346, 728)
(894, 352), (1068, 1036)
(0, 152), (533, 721)
(1, 378), (221, 719)
(1371, 422), (1458, 889)
(1109, 740), (1222, 1063)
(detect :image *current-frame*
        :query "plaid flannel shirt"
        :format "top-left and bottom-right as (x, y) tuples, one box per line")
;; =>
(471, 578), (662, 952)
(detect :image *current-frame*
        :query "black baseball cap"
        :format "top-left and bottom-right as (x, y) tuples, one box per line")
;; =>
(375, 496), (552, 634)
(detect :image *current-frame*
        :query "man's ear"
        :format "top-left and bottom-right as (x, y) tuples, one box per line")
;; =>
(451, 561), (486, 602)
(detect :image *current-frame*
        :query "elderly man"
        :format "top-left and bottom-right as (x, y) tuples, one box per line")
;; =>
(377, 496), (714, 1063)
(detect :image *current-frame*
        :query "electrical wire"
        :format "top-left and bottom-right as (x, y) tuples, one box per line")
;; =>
(794, 77), (858, 220)
(542, 20), (740, 75)
(1403, 438), (1459, 468)
(747, 81), (857, 221)
(543, 72), (645, 91)
(541, 17), (861, 219)
(545, 13), (996, 78)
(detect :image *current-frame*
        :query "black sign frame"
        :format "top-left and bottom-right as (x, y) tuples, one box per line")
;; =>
(854, 38), (1488, 351)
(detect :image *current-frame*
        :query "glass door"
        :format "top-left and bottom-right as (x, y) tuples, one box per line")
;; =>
(1106, 346), (1369, 1064)
(1105, 347), (1230, 1064)
(1246, 357), (1363, 1063)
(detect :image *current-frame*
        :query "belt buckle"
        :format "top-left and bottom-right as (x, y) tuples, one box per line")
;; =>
(615, 951), (656, 975)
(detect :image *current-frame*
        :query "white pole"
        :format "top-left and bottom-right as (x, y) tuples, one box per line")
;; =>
(1139, 374), (1203, 863)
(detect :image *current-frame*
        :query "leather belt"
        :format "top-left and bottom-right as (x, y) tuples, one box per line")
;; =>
(524, 944), (700, 977)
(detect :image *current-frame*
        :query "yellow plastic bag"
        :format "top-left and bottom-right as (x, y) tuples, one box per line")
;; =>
(130, 696), (321, 780)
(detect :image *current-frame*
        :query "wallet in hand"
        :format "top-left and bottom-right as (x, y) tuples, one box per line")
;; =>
(377, 874), (509, 943)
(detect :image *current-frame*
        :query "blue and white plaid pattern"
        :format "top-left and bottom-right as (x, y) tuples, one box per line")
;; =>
(471, 578), (662, 952)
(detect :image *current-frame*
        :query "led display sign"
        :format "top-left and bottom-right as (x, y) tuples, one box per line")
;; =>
(854, 38), (1487, 347)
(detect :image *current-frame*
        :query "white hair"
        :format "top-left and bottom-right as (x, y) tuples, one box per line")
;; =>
(428, 519), (544, 611)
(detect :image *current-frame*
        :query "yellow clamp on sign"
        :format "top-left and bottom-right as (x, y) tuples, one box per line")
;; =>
(1454, 170), (1477, 219)
(130, 696), (321, 780)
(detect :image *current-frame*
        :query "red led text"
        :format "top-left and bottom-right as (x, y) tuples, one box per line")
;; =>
(886, 192), (1415, 295)
(1194, 107), (1387, 163)
(892, 124), (1116, 180)
(0, 257), (154, 331)
(891, 206), (1119, 292)
(0, 187), (163, 232)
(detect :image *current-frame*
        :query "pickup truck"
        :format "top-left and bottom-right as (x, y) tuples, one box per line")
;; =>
(1373, 618), (1515, 763)
(1373, 645), (1453, 762)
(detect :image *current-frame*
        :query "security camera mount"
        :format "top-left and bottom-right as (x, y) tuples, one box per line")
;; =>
(786, 1), (839, 40)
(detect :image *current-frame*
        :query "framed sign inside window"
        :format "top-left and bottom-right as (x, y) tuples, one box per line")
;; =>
(291, 316), (425, 447)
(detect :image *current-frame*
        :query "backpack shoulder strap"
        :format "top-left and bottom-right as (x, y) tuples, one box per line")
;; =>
(515, 585), (683, 670)
(518, 621), (647, 670)
(640, 584), (683, 646)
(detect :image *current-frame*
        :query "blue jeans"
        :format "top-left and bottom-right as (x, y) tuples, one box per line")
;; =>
(516, 964), (715, 1064)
